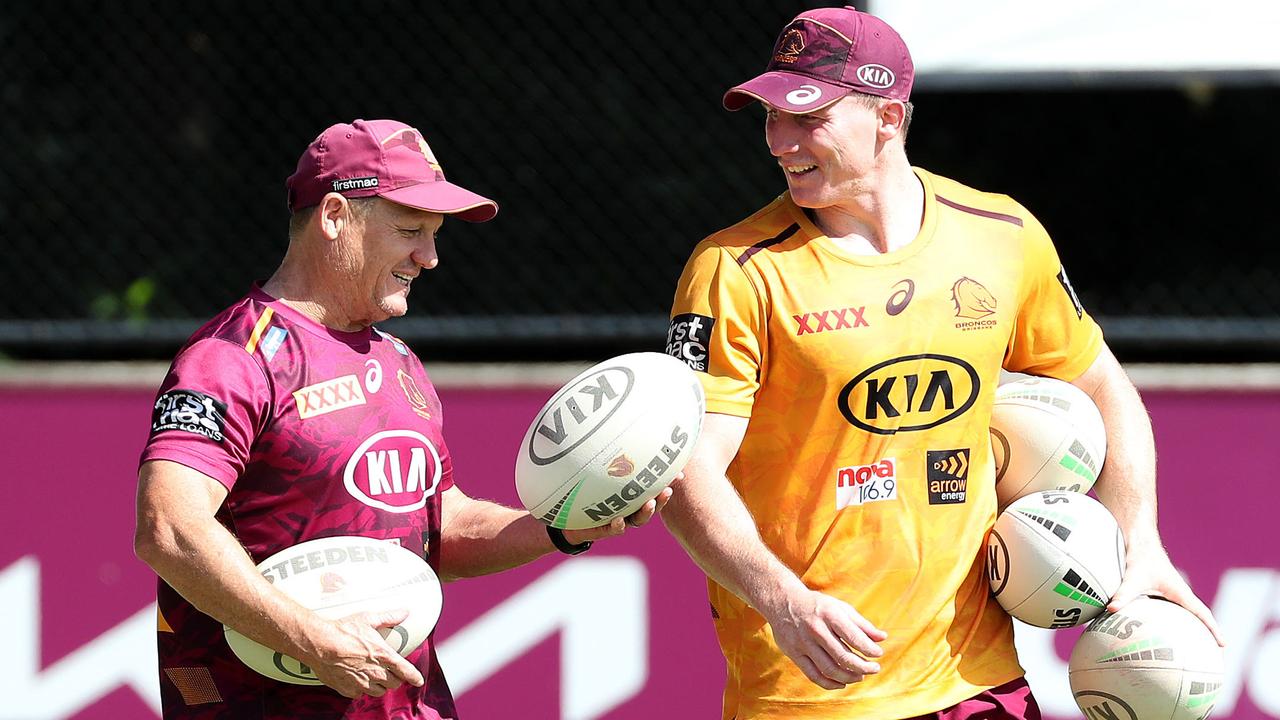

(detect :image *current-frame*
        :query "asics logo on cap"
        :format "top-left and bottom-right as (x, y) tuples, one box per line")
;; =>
(785, 84), (824, 106)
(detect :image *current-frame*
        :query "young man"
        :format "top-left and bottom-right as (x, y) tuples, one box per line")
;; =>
(134, 119), (669, 719)
(662, 8), (1222, 720)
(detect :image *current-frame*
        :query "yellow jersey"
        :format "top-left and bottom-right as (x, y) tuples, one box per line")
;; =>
(666, 168), (1103, 719)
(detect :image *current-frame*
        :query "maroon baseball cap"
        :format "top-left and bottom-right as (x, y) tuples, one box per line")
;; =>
(724, 6), (914, 113)
(286, 119), (498, 222)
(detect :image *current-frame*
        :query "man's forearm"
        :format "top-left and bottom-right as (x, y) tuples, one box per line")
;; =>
(438, 493), (556, 580)
(661, 464), (806, 618)
(1072, 350), (1162, 549)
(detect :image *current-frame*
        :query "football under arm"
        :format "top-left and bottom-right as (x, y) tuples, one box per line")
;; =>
(133, 459), (327, 662)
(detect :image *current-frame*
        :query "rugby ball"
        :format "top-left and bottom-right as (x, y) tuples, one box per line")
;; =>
(224, 535), (442, 685)
(516, 352), (705, 530)
(990, 376), (1107, 508)
(1070, 596), (1224, 720)
(986, 490), (1124, 629)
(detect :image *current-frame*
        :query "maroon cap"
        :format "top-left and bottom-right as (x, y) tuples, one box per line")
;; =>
(724, 6), (914, 113)
(286, 119), (498, 222)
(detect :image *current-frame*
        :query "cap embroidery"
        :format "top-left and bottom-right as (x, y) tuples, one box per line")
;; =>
(332, 176), (379, 192)
(381, 128), (443, 173)
(775, 28), (805, 63)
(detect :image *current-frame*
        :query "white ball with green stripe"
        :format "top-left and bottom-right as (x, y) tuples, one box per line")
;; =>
(516, 352), (706, 530)
(990, 375), (1107, 509)
(1069, 596), (1224, 720)
(986, 490), (1124, 628)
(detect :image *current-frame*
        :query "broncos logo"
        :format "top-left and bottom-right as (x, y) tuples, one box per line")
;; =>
(952, 277), (997, 319)
(778, 29), (806, 57)
(607, 454), (635, 478)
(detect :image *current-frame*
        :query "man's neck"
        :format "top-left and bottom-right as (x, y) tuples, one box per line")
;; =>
(811, 164), (924, 256)
(262, 264), (364, 333)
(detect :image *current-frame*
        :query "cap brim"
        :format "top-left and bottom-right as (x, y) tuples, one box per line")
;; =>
(723, 72), (851, 113)
(380, 181), (499, 223)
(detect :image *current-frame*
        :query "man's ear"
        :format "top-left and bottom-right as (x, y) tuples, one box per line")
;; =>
(317, 193), (350, 241)
(878, 100), (907, 142)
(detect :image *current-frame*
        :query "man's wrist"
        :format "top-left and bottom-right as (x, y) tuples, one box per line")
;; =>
(546, 526), (592, 555)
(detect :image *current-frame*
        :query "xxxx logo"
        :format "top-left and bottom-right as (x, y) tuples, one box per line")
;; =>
(294, 375), (367, 419)
(794, 307), (868, 336)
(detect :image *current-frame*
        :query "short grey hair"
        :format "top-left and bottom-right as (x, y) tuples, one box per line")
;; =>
(288, 196), (379, 239)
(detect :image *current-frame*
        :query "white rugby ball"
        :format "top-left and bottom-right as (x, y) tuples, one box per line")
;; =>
(986, 490), (1124, 629)
(990, 376), (1107, 508)
(1070, 596), (1224, 720)
(516, 352), (705, 530)
(224, 536), (442, 685)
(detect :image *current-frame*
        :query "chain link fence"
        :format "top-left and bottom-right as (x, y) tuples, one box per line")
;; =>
(3, 1), (1278, 359)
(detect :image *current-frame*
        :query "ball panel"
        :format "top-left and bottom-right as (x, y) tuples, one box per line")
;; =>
(988, 492), (1123, 628)
(516, 352), (705, 530)
(223, 536), (442, 685)
(991, 377), (1107, 507)
(1069, 597), (1225, 720)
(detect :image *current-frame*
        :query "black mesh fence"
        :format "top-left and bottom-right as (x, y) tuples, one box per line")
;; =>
(3, 1), (1278, 359)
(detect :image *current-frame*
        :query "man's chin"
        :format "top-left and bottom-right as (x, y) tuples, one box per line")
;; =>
(376, 299), (410, 321)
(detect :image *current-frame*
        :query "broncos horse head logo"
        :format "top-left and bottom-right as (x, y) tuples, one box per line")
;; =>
(952, 277), (997, 319)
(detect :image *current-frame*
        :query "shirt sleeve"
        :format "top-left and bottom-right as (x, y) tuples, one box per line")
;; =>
(139, 338), (273, 488)
(666, 240), (767, 417)
(1004, 212), (1105, 381)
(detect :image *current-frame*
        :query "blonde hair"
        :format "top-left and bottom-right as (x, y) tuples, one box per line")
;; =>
(847, 92), (914, 141)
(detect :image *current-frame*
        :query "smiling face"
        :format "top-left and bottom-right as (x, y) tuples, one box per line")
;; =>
(330, 198), (444, 328)
(764, 94), (890, 210)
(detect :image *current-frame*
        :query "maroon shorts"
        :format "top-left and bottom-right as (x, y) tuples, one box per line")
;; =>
(906, 677), (1041, 720)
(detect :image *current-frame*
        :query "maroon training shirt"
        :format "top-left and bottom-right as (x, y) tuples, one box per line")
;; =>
(140, 285), (457, 719)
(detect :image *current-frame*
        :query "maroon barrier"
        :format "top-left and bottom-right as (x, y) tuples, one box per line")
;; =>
(0, 384), (1277, 719)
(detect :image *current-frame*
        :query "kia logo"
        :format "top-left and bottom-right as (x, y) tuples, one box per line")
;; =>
(837, 354), (980, 435)
(856, 63), (896, 89)
(528, 367), (634, 466)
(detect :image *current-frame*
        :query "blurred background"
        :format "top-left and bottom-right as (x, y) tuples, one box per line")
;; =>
(3, 0), (1279, 362)
(2, 1), (1278, 719)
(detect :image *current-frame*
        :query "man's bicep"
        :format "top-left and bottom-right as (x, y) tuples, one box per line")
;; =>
(1068, 343), (1124, 400)
(138, 459), (230, 519)
(684, 412), (749, 483)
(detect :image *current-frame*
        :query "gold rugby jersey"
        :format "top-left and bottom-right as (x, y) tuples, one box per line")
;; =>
(667, 168), (1103, 719)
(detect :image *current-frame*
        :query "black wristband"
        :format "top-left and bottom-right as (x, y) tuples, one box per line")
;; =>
(546, 525), (592, 555)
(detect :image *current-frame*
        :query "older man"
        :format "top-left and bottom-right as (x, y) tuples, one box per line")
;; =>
(134, 119), (667, 719)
